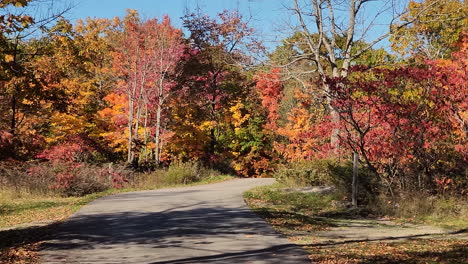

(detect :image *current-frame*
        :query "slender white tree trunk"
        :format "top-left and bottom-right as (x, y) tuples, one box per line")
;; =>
(154, 80), (164, 164)
(127, 91), (134, 163)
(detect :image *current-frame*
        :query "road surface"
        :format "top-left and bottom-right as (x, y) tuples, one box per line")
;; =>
(40, 178), (310, 263)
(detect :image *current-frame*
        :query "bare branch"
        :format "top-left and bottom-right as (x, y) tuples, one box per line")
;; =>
(351, 0), (439, 60)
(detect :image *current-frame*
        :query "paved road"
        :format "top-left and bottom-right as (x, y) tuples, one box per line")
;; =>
(40, 178), (310, 263)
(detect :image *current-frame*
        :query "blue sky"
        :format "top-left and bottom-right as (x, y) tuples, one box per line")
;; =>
(61, 0), (398, 51)
(65, 0), (289, 43)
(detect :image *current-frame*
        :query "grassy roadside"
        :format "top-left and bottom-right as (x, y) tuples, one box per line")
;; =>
(0, 190), (115, 229)
(0, 174), (234, 229)
(244, 184), (468, 264)
(0, 174), (234, 264)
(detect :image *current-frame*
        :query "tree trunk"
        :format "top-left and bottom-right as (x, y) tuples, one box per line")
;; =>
(330, 109), (340, 150)
(207, 101), (217, 160)
(209, 128), (216, 155)
(326, 67), (342, 152)
(127, 91), (134, 164)
(154, 80), (163, 165)
(154, 102), (162, 165)
(143, 101), (149, 163)
(10, 94), (16, 135)
(352, 151), (359, 208)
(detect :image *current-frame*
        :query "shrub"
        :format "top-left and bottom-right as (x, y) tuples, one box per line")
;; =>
(49, 163), (132, 197)
(368, 192), (468, 228)
(273, 159), (383, 206)
(273, 159), (333, 187)
(430, 196), (467, 225)
(164, 162), (220, 185)
(328, 161), (380, 204)
(129, 169), (165, 189)
(36, 133), (111, 163)
(51, 164), (109, 197)
(0, 162), (132, 197)
(0, 131), (14, 160)
(0, 162), (55, 196)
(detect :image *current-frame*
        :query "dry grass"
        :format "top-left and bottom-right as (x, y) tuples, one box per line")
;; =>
(0, 190), (115, 229)
(369, 193), (468, 230)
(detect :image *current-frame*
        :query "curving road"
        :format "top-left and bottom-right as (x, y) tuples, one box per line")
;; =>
(40, 178), (310, 263)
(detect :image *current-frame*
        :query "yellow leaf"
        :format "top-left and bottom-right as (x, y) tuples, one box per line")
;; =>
(4, 55), (14, 62)
(15, 0), (27, 7)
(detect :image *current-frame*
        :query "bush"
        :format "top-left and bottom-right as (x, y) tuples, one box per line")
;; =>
(273, 159), (382, 206)
(328, 161), (380, 204)
(0, 160), (225, 197)
(164, 162), (221, 185)
(0, 162), (55, 196)
(368, 192), (468, 228)
(53, 165), (109, 197)
(50, 163), (132, 197)
(274, 159), (333, 187)
(0, 162), (133, 197)
(129, 169), (165, 189)
(36, 133), (113, 163)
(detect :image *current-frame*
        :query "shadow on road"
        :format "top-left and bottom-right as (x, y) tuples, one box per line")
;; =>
(149, 244), (305, 263)
(41, 204), (309, 263)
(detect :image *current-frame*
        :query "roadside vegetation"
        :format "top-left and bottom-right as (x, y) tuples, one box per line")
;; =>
(269, 160), (468, 229)
(244, 161), (468, 264)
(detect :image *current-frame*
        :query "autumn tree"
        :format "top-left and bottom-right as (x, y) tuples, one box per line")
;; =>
(144, 16), (185, 164)
(226, 95), (274, 177)
(390, 0), (468, 60)
(179, 10), (258, 164)
(0, 0), (70, 159)
(0, 0), (36, 148)
(255, 68), (283, 131)
(111, 10), (143, 164)
(110, 10), (185, 165)
(276, 0), (440, 150)
(328, 63), (467, 197)
(25, 17), (116, 149)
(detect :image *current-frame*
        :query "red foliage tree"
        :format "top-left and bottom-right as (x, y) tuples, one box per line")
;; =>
(255, 68), (283, 130)
(112, 11), (185, 165)
(328, 64), (467, 195)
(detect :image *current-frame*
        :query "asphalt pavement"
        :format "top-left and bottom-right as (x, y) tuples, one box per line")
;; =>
(40, 178), (310, 263)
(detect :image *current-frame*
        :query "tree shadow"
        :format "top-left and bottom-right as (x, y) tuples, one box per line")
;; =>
(148, 244), (307, 263)
(0, 223), (60, 251)
(305, 228), (467, 247)
(251, 201), (467, 245)
(40, 203), (310, 263)
(253, 207), (339, 231)
(0, 200), (68, 216)
(251, 205), (396, 232)
(0, 222), (60, 264)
